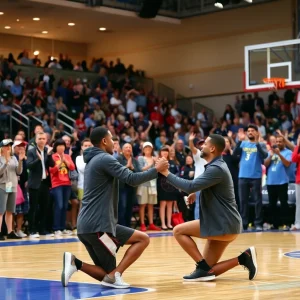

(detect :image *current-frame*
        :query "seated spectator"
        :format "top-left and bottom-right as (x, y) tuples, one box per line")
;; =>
(32, 55), (41, 66)
(34, 99), (45, 119)
(180, 155), (195, 180)
(49, 59), (62, 69)
(0, 98), (12, 123)
(84, 112), (96, 129)
(20, 51), (33, 65)
(56, 97), (68, 113)
(94, 104), (106, 126)
(73, 62), (83, 71)
(47, 89), (57, 113)
(2, 74), (14, 91)
(255, 117), (266, 139)
(75, 112), (87, 135)
(21, 97), (35, 116)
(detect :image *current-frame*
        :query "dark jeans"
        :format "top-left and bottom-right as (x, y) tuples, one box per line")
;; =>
(267, 184), (289, 228)
(239, 178), (263, 227)
(118, 187), (135, 227)
(52, 185), (71, 231)
(28, 180), (51, 234)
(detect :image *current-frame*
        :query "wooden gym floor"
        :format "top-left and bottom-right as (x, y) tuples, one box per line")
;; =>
(0, 231), (300, 300)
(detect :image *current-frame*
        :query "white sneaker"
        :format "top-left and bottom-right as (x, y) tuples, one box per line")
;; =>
(46, 233), (55, 237)
(101, 272), (130, 289)
(29, 233), (40, 238)
(61, 252), (77, 287)
(17, 230), (27, 238)
(290, 224), (300, 231)
(62, 230), (72, 236)
(55, 230), (63, 237)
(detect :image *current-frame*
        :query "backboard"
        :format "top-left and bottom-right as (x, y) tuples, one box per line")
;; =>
(244, 39), (300, 92)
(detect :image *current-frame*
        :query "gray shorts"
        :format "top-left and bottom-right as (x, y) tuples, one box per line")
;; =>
(0, 189), (16, 214)
(78, 225), (134, 273)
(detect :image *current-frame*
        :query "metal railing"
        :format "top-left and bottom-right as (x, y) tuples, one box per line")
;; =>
(157, 83), (175, 103)
(56, 111), (76, 136)
(10, 109), (31, 139)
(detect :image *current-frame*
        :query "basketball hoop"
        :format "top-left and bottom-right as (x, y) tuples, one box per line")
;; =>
(263, 77), (286, 91)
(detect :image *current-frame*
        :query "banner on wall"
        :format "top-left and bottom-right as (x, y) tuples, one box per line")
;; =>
(261, 183), (296, 204)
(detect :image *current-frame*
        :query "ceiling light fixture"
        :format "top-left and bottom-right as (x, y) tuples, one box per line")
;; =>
(42, 31), (48, 34)
(99, 27), (106, 31)
(68, 23), (75, 26)
(33, 17), (40, 21)
(16, 19), (20, 22)
(244, 0), (252, 2)
(0, 12), (4, 15)
(4, 26), (11, 29)
(33, 51), (40, 56)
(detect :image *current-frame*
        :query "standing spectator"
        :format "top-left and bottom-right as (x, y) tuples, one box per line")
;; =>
(233, 125), (268, 231)
(175, 139), (186, 168)
(137, 142), (161, 231)
(222, 136), (240, 209)
(188, 133), (206, 220)
(50, 139), (75, 236)
(76, 138), (93, 205)
(27, 132), (54, 238)
(265, 136), (292, 230)
(157, 146), (179, 230)
(112, 137), (121, 159)
(13, 141), (29, 238)
(117, 143), (140, 227)
(291, 134), (300, 231)
(0, 139), (24, 240)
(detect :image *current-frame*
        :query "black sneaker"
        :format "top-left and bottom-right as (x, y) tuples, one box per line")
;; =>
(0, 232), (5, 241)
(243, 246), (257, 280)
(7, 231), (22, 240)
(183, 265), (216, 282)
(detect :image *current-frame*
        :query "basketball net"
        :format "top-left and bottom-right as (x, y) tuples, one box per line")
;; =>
(263, 77), (286, 91)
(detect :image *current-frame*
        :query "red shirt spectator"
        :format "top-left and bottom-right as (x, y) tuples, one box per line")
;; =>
(50, 152), (75, 188)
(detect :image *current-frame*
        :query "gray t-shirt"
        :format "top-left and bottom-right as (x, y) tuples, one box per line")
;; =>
(166, 157), (242, 237)
(77, 147), (158, 236)
(0, 156), (22, 192)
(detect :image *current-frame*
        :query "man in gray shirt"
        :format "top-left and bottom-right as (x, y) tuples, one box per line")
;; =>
(61, 127), (168, 289)
(158, 134), (258, 282)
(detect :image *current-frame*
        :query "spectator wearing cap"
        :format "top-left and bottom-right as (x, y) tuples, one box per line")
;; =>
(13, 140), (29, 238)
(233, 125), (268, 231)
(137, 142), (161, 232)
(0, 139), (24, 240)
(188, 133), (206, 220)
(265, 135), (292, 230)
(117, 143), (141, 227)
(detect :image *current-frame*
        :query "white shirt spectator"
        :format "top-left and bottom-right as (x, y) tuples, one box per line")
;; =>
(3, 79), (14, 89)
(171, 108), (180, 117)
(126, 99), (137, 114)
(76, 155), (86, 189)
(110, 97), (122, 106)
(258, 125), (266, 138)
(48, 61), (62, 69)
(193, 149), (206, 178)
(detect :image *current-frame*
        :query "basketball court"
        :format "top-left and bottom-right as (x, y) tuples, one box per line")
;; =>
(1, 231), (300, 300)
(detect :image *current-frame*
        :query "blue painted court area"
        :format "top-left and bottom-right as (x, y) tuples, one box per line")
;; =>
(0, 277), (151, 300)
(284, 250), (300, 259)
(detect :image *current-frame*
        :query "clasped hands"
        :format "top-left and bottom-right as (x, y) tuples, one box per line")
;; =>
(154, 157), (169, 176)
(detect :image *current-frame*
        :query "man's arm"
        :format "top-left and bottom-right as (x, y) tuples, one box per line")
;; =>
(256, 143), (268, 160)
(232, 141), (242, 157)
(165, 165), (223, 194)
(102, 155), (158, 187)
(26, 150), (41, 170)
(188, 133), (197, 155)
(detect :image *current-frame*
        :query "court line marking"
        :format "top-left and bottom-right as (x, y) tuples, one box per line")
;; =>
(0, 275), (156, 292)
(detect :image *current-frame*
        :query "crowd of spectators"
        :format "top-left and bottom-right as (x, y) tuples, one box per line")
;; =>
(1, 49), (300, 240)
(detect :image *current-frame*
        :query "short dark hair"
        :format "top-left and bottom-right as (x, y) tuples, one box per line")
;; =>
(90, 127), (109, 146)
(53, 139), (66, 153)
(247, 124), (258, 132)
(209, 134), (225, 153)
(81, 138), (91, 146)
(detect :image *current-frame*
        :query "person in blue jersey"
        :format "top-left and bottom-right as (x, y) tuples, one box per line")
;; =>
(264, 136), (292, 230)
(233, 125), (268, 231)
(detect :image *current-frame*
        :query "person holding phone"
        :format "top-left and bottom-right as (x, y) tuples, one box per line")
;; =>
(265, 136), (292, 230)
